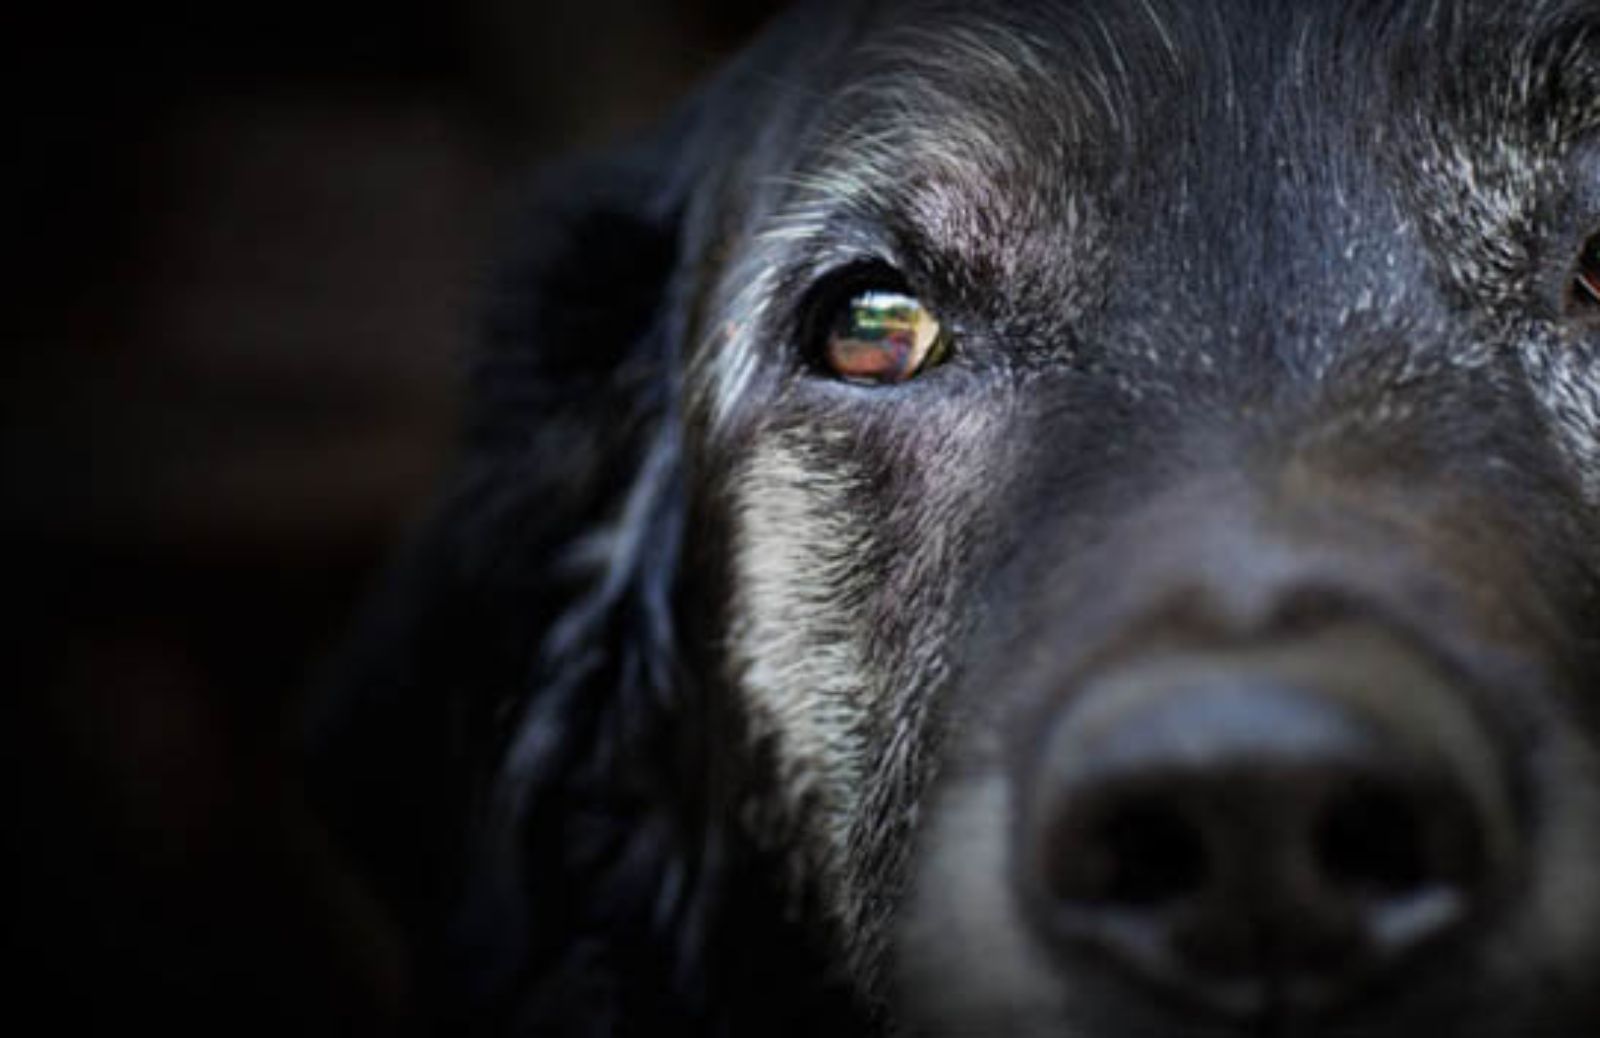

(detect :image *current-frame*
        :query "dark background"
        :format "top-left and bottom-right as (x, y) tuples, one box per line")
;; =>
(5, 2), (786, 1031)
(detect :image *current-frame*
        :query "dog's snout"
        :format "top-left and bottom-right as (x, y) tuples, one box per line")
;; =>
(1019, 628), (1520, 1018)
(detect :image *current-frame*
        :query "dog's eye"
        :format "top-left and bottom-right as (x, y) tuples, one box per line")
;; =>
(1575, 234), (1600, 308)
(823, 290), (949, 384)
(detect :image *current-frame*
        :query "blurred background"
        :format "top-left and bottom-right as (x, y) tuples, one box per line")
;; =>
(4, 2), (785, 1031)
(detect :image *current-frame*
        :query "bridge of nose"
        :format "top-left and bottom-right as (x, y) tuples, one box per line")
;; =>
(1042, 627), (1512, 813)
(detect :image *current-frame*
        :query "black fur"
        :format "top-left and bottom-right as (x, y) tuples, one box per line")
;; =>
(309, 2), (1600, 1035)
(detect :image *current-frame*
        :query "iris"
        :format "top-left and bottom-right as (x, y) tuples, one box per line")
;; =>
(824, 290), (949, 384)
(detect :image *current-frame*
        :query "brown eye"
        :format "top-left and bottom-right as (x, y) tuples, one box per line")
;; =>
(823, 289), (950, 384)
(1574, 234), (1600, 307)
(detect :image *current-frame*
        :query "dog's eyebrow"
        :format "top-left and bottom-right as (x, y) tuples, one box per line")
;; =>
(1523, 16), (1600, 144)
(1408, 3), (1600, 145)
(752, 13), (1145, 297)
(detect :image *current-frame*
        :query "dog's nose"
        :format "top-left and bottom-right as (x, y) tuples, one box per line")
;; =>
(1020, 629), (1518, 1018)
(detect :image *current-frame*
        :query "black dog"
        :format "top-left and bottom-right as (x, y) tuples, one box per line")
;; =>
(311, 1), (1600, 1034)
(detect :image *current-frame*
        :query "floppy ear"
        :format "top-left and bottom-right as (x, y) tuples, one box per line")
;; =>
(306, 122), (709, 1031)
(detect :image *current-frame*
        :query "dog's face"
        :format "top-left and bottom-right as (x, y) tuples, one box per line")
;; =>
(679, 1), (1600, 1033)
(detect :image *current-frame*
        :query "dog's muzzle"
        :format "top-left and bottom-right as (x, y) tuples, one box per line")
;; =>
(906, 474), (1566, 1033)
(1015, 623), (1520, 1018)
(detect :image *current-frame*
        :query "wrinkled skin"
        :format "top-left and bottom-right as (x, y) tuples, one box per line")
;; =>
(312, 2), (1600, 1036)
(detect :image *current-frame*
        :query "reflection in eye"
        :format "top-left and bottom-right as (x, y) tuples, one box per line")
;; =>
(824, 290), (949, 385)
(1577, 235), (1600, 307)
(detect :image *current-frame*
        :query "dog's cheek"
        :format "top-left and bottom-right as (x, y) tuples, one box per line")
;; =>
(725, 401), (1013, 962)
(1521, 321), (1600, 502)
(729, 429), (879, 883)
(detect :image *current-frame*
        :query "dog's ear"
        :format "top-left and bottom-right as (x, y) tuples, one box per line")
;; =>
(306, 115), (713, 1026)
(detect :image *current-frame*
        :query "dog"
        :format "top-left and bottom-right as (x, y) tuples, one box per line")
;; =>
(309, 1), (1600, 1034)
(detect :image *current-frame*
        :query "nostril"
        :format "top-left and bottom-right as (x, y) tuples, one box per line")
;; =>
(1092, 796), (1210, 908)
(1049, 789), (1212, 910)
(1310, 775), (1489, 955)
(1046, 790), (1212, 912)
(1314, 780), (1431, 898)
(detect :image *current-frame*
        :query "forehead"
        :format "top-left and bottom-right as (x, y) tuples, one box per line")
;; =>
(785, 0), (1600, 238)
(819, 0), (1600, 158)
